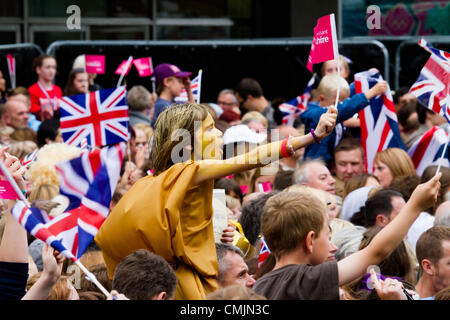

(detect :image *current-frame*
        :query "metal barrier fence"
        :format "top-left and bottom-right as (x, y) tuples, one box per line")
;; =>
(0, 43), (43, 90)
(46, 39), (389, 103)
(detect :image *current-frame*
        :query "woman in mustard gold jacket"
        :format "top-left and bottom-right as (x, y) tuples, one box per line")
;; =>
(95, 102), (337, 300)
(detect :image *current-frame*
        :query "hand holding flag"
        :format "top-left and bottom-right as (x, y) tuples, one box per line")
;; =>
(314, 106), (338, 139)
(174, 70), (202, 104)
(0, 147), (28, 203)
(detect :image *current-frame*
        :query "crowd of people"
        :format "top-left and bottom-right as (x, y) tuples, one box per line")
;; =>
(0, 52), (449, 302)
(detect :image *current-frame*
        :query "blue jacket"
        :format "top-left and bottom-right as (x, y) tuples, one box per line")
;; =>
(300, 92), (369, 163)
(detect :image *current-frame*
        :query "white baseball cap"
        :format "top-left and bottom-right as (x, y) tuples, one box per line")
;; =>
(223, 124), (267, 145)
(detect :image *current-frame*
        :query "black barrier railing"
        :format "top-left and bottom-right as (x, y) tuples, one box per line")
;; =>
(395, 36), (450, 91)
(46, 39), (389, 103)
(0, 43), (43, 90)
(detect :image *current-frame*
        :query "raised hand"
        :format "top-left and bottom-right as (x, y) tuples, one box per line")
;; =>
(1, 147), (26, 191)
(409, 172), (441, 212)
(41, 244), (65, 283)
(365, 81), (388, 100)
(370, 268), (408, 300)
(314, 106), (338, 140)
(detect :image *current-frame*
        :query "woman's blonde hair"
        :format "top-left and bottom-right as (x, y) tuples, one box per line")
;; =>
(151, 103), (210, 175)
(26, 273), (75, 300)
(26, 143), (81, 201)
(7, 140), (38, 160)
(133, 123), (153, 141)
(374, 148), (416, 180)
(241, 111), (268, 128)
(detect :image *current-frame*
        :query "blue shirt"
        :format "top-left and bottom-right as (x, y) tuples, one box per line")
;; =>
(151, 97), (175, 127)
(300, 93), (369, 163)
(27, 113), (41, 132)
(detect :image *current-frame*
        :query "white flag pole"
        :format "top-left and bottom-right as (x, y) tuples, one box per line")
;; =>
(435, 131), (450, 176)
(116, 56), (133, 88)
(196, 69), (203, 104)
(330, 13), (340, 109)
(74, 260), (111, 298)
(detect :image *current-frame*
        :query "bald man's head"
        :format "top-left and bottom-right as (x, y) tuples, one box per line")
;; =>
(3, 99), (29, 129)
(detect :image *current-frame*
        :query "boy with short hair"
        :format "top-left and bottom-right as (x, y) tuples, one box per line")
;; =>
(150, 63), (195, 127)
(415, 226), (450, 299)
(252, 173), (441, 300)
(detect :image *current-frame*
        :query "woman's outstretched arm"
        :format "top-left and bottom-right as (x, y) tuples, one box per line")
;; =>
(192, 107), (338, 185)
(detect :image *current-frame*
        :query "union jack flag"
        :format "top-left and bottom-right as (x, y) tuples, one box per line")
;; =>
(258, 236), (271, 269)
(174, 70), (202, 104)
(355, 69), (406, 173)
(56, 142), (126, 212)
(59, 86), (130, 148)
(11, 201), (77, 260)
(11, 143), (126, 261)
(278, 75), (316, 126)
(408, 125), (450, 176)
(409, 39), (450, 123)
(20, 148), (39, 168)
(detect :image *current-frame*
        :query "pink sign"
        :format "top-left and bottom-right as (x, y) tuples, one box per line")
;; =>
(258, 181), (272, 193)
(114, 59), (133, 75)
(0, 179), (19, 199)
(133, 57), (154, 77)
(306, 13), (339, 72)
(85, 55), (105, 74)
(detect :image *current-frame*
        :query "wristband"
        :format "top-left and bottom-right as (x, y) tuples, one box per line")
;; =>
(310, 129), (321, 144)
(280, 138), (291, 158)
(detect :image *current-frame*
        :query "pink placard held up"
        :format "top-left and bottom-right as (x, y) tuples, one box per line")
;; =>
(85, 55), (105, 74)
(0, 178), (19, 199)
(114, 59), (133, 75)
(306, 14), (339, 72)
(133, 57), (154, 77)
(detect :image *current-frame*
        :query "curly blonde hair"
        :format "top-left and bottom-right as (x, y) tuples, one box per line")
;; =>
(26, 143), (81, 201)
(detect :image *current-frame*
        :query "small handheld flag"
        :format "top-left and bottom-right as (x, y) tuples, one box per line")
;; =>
(306, 13), (340, 108)
(115, 56), (133, 87)
(85, 55), (105, 74)
(133, 57), (154, 77)
(174, 70), (202, 104)
(6, 54), (15, 89)
(409, 39), (450, 123)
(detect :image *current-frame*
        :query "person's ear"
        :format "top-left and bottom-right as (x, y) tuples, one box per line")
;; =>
(162, 77), (172, 87)
(153, 291), (167, 300)
(2, 113), (9, 126)
(421, 259), (434, 276)
(318, 94), (326, 103)
(375, 214), (389, 227)
(305, 231), (315, 254)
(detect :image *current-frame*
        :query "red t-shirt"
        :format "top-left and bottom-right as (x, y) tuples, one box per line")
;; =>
(28, 82), (63, 115)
